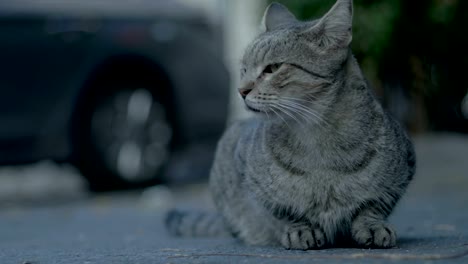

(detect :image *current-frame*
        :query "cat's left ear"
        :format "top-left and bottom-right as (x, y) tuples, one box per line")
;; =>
(302, 0), (353, 49)
(261, 2), (297, 32)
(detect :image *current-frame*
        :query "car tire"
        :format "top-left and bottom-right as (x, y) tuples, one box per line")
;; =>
(73, 78), (173, 191)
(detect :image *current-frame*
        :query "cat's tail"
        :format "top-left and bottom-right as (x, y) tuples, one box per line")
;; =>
(165, 209), (231, 237)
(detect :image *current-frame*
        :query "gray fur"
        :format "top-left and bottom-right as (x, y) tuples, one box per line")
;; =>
(166, 0), (415, 250)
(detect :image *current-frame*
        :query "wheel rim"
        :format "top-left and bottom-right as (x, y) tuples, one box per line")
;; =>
(90, 88), (172, 182)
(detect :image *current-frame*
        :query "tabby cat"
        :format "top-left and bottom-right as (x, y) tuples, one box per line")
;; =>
(166, 0), (415, 250)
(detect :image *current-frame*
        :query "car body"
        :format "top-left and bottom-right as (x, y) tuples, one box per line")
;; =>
(0, 0), (229, 190)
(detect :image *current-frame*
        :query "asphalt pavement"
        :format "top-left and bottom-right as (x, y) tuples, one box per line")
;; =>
(0, 133), (467, 264)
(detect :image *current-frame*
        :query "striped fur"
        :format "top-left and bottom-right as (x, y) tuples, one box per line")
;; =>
(166, 0), (415, 250)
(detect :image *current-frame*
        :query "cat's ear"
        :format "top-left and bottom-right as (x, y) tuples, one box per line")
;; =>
(302, 0), (353, 49)
(261, 2), (297, 32)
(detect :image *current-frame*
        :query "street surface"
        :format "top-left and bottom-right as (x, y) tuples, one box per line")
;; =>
(0, 133), (467, 263)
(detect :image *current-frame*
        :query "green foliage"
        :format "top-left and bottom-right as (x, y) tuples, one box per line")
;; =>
(428, 0), (457, 25)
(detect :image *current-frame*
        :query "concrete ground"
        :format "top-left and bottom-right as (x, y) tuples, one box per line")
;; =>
(0, 133), (467, 264)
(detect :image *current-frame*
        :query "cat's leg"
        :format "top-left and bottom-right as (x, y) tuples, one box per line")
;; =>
(280, 222), (327, 250)
(213, 188), (285, 246)
(351, 210), (396, 248)
(259, 201), (329, 250)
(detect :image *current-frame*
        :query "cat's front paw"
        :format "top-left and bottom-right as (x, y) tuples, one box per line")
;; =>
(352, 221), (396, 248)
(281, 224), (326, 250)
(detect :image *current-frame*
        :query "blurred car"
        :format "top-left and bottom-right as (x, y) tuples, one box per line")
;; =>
(0, 0), (229, 191)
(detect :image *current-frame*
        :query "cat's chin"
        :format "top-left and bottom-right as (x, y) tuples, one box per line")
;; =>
(244, 103), (272, 117)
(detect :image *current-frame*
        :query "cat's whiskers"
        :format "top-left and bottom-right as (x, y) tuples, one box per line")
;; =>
(269, 105), (293, 130)
(282, 103), (328, 130)
(279, 99), (330, 127)
(283, 100), (321, 117)
(264, 106), (271, 121)
(275, 102), (311, 126)
(287, 100), (329, 126)
(282, 95), (329, 111)
(281, 96), (316, 103)
(271, 103), (303, 127)
(281, 96), (329, 113)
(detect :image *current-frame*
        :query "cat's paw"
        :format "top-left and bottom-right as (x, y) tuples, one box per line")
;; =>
(352, 221), (396, 248)
(281, 224), (326, 250)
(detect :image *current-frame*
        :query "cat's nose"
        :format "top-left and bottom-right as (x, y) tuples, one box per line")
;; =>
(238, 87), (253, 99)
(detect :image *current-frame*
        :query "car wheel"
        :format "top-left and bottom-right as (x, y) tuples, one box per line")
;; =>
(74, 83), (173, 191)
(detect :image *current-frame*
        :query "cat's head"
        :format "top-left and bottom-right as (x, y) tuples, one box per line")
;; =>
(239, 0), (353, 124)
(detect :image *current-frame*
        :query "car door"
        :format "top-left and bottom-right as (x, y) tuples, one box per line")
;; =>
(1, 14), (95, 131)
(0, 13), (94, 161)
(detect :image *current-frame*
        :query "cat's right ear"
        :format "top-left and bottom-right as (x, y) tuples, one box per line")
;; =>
(261, 2), (297, 32)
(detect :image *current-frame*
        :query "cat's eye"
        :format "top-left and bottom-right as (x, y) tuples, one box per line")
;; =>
(262, 63), (282, 75)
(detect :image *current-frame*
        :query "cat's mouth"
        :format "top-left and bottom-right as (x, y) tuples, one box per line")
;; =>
(244, 100), (271, 114)
(245, 104), (262, 113)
